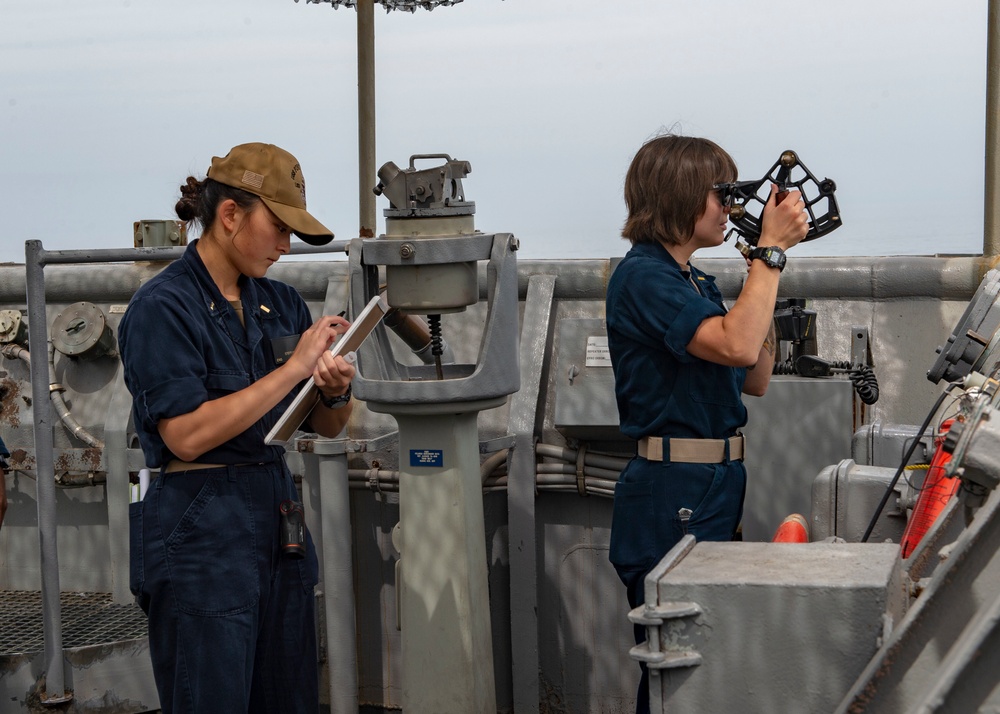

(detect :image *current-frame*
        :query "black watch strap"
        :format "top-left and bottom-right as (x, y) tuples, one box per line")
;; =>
(319, 384), (352, 409)
(749, 245), (786, 272)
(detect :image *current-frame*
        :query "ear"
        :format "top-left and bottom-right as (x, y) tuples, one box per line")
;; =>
(217, 199), (241, 234)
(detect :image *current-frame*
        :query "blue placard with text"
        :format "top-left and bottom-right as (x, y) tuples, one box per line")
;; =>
(410, 449), (444, 468)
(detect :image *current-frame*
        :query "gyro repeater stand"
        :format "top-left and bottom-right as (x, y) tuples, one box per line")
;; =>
(348, 154), (519, 714)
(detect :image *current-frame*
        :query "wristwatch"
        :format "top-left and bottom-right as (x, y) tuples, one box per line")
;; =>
(748, 245), (787, 272)
(319, 384), (352, 409)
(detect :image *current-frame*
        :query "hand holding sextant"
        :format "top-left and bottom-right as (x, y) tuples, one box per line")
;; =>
(715, 150), (842, 247)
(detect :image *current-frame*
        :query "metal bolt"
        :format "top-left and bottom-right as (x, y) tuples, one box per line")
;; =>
(400, 243), (415, 259)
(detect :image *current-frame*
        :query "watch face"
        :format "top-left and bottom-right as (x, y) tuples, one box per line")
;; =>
(754, 247), (785, 269)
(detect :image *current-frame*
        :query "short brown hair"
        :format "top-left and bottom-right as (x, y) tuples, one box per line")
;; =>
(621, 134), (737, 246)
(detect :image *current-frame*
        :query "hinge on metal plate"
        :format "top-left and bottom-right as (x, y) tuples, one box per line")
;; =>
(627, 601), (704, 669)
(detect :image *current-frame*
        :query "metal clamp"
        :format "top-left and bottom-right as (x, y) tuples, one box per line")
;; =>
(576, 442), (588, 497)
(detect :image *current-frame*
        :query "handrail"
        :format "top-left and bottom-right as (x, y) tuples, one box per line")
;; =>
(21, 238), (349, 703)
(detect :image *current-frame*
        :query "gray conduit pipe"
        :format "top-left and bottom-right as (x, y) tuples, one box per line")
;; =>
(536, 463), (622, 481)
(539, 484), (616, 497)
(47, 343), (104, 449)
(535, 443), (631, 471)
(480, 449), (509, 484)
(0, 342), (29, 364)
(345, 467), (619, 497)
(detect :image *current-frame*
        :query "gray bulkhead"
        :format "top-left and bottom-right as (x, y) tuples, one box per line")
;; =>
(0, 251), (991, 711)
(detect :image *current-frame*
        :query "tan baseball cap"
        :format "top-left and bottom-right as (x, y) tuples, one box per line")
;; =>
(207, 143), (334, 246)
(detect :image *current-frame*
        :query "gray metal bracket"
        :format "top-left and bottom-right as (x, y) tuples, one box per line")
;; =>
(507, 273), (557, 714)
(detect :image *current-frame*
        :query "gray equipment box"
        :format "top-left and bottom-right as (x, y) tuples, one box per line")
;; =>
(636, 540), (906, 714)
(743, 377), (853, 541)
(554, 318), (623, 441)
(812, 459), (908, 543)
(851, 421), (931, 468)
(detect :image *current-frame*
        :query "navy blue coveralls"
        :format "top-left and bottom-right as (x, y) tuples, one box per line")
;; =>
(606, 241), (749, 714)
(119, 240), (321, 714)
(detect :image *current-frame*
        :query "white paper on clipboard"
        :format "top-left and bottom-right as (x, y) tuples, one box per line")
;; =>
(265, 295), (388, 446)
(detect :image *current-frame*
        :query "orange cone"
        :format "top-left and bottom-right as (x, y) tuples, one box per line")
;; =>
(772, 513), (809, 543)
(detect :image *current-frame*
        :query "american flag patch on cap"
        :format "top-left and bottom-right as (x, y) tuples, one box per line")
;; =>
(241, 170), (265, 189)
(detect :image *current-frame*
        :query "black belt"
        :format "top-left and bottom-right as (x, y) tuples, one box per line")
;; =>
(163, 460), (272, 473)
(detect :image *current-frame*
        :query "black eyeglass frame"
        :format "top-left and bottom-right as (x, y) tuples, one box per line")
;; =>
(712, 180), (759, 210)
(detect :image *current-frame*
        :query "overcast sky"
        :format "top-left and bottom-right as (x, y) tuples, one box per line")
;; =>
(0, 0), (989, 265)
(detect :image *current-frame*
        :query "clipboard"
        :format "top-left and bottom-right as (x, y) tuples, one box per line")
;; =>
(265, 294), (388, 446)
